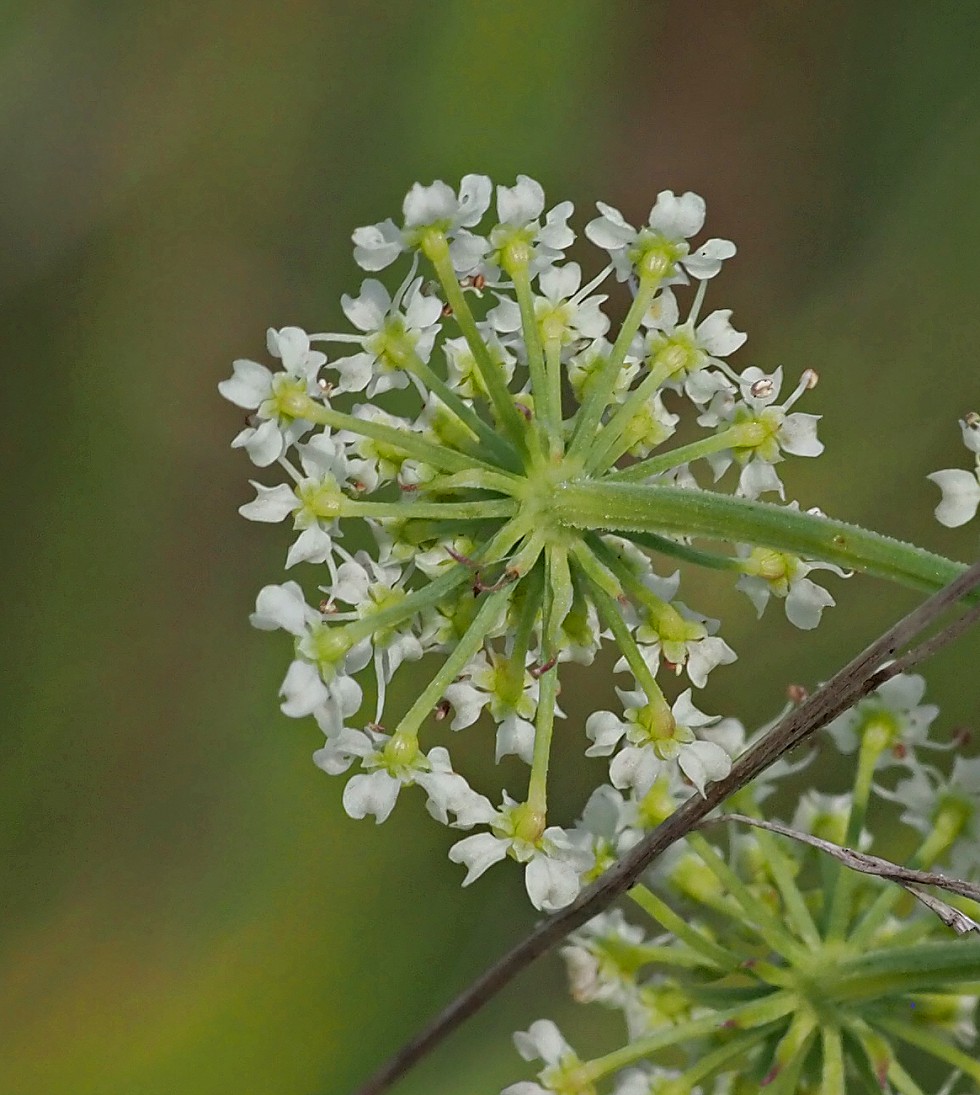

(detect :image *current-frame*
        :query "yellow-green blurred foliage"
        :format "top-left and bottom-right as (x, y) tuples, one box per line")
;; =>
(2, 3), (979, 1093)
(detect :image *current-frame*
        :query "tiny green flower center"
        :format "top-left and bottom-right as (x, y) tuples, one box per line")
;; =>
(296, 476), (344, 520)
(651, 335), (697, 378)
(269, 375), (314, 420)
(302, 622), (357, 675)
(506, 801), (546, 845)
(498, 229), (534, 272)
(382, 730), (422, 772)
(634, 231), (688, 280)
(358, 584), (407, 645)
(861, 712), (899, 753)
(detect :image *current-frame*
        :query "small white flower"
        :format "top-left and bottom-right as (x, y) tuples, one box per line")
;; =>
(448, 795), (593, 911)
(736, 542), (848, 630)
(502, 1020), (591, 1095)
(483, 175), (575, 280)
(826, 670), (940, 769)
(586, 190), (735, 283)
(352, 174), (492, 274)
(586, 688), (731, 797)
(928, 413), (980, 527)
(639, 284), (745, 406)
(699, 367), (823, 499)
(219, 327), (326, 466)
(311, 275), (443, 396)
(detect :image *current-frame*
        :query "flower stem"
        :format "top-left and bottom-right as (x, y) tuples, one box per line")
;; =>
(509, 263), (552, 447)
(526, 548), (561, 816)
(393, 584), (514, 741)
(344, 498), (516, 522)
(404, 348), (521, 469)
(605, 424), (748, 482)
(307, 402), (508, 478)
(423, 239), (530, 453)
(555, 481), (974, 599)
(584, 358), (673, 474)
(628, 883), (738, 970)
(576, 989), (796, 1084)
(567, 272), (661, 461)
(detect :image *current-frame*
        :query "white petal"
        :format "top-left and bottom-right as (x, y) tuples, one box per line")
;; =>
(785, 576), (835, 630)
(234, 419), (283, 467)
(352, 220), (403, 271)
(218, 359), (273, 408)
(584, 710), (626, 756)
(738, 460), (784, 500)
(341, 279), (390, 332)
(495, 716), (535, 764)
(403, 179), (456, 227)
(448, 231), (489, 275)
(343, 770), (401, 823)
(250, 581), (311, 635)
(513, 1019), (570, 1066)
(648, 190), (705, 239)
(547, 261), (582, 301)
(685, 636), (737, 688)
(585, 206), (635, 250)
(779, 413), (823, 457)
(239, 481), (297, 523)
(497, 175), (544, 224)
(285, 525), (334, 568)
(960, 416), (980, 454)
(447, 832), (509, 885)
(524, 855), (581, 912)
(684, 238), (736, 279)
(455, 174), (493, 227)
(927, 469), (980, 528)
(696, 309), (746, 356)
(539, 201), (575, 249)
(678, 740), (731, 796)
(610, 745), (660, 795)
(279, 659), (329, 717)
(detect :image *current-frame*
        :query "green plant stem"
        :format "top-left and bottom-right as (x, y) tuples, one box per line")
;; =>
(628, 884), (737, 970)
(307, 402), (512, 478)
(555, 481), (973, 598)
(874, 1016), (980, 1082)
(424, 240), (530, 452)
(567, 272), (661, 460)
(405, 348), (520, 469)
(605, 424), (747, 481)
(576, 990), (796, 1085)
(345, 498), (516, 522)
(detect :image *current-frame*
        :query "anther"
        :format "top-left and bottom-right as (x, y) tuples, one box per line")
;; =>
(530, 657), (557, 679)
(787, 683), (808, 704)
(434, 699), (451, 721)
(318, 599), (337, 615)
(952, 725), (972, 748)
(750, 377), (774, 399)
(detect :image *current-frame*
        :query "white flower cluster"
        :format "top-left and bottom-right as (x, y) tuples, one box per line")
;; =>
(506, 673), (980, 1094)
(221, 175), (835, 911)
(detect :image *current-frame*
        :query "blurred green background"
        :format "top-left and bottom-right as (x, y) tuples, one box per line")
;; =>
(3, 3), (980, 1093)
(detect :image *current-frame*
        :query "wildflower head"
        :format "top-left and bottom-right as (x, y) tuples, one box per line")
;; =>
(221, 175), (830, 909)
(506, 673), (980, 1094)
